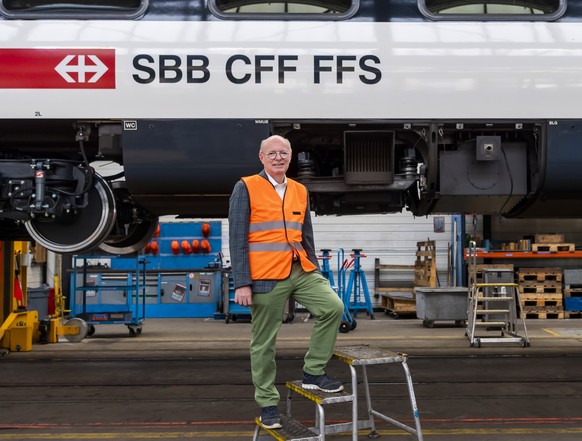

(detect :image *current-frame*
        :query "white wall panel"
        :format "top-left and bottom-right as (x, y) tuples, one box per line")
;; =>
(223, 212), (453, 294)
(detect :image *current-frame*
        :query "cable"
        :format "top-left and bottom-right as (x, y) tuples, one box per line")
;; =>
(497, 146), (514, 215)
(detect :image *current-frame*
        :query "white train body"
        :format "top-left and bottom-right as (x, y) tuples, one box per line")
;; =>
(2, 21), (582, 119)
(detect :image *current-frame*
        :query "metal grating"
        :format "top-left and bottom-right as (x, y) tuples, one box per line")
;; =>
(344, 131), (394, 185)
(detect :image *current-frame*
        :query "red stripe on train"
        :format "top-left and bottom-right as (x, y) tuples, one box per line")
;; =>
(0, 48), (115, 88)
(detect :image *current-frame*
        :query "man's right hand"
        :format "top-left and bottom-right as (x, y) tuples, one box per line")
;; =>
(234, 286), (252, 306)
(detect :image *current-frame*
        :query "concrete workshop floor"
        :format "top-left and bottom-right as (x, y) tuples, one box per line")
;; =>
(1, 312), (582, 440)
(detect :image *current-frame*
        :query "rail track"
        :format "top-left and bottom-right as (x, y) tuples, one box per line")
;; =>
(1, 352), (581, 440)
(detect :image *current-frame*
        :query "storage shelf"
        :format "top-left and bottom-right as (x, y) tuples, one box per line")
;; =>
(465, 251), (582, 259)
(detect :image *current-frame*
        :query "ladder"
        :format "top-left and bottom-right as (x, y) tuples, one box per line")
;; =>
(466, 242), (530, 348)
(253, 345), (423, 441)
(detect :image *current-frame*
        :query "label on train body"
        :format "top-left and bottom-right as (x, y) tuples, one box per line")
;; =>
(131, 53), (382, 85)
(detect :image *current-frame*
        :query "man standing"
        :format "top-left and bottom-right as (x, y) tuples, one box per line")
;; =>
(229, 135), (344, 429)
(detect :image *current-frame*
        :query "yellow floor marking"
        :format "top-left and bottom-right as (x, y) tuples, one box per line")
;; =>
(543, 328), (562, 336)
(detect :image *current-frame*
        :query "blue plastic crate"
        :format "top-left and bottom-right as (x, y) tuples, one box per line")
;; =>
(564, 297), (582, 311)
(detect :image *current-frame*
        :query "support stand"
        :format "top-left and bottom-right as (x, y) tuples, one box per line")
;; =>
(344, 249), (374, 319)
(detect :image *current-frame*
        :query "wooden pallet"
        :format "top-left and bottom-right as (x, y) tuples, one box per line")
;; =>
(517, 268), (563, 283)
(531, 243), (575, 252)
(523, 310), (565, 319)
(534, 234), (564, 244)
(381, 293), (416, 316)
(519, 284), (562, 295)
(519, 280), (562, 288)
(521, 294), (563, 308)
(414, 240), (437, 288)
(565, 311), (582, 319)
(521, 302), (564, 314)
(564, 288), (582, 298)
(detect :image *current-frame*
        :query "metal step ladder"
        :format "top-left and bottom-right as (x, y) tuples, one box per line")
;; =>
(253, 345), (423, 441)
(466, 242), (530, 348)
(466, 282), (530, 347)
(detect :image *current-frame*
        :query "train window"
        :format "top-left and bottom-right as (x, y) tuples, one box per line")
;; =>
(419, 0), (566, 20)
(0, 0), (149, 19)
(210, 0), (358, 19)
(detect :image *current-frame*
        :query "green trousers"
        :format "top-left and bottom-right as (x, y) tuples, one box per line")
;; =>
(250, 262), (344, 407)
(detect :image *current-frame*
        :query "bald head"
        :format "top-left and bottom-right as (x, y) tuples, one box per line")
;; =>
(260, 135), (291, 153)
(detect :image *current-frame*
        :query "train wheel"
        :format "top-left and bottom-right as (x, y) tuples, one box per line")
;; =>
(98, 183), (159, 255)
(25, 174), (116, 254)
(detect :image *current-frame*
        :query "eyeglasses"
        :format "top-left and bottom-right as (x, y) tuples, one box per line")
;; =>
(263, 151), (290, 160)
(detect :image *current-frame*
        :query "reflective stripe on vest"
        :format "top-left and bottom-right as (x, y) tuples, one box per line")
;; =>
(249, 241), (305, 252)
(249, 220), (303, 233)
(242, 174), (317, 280)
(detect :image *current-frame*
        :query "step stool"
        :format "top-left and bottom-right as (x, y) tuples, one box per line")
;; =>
(253, 345), (423, 441)
(466, 243), (530, 348)
(466, 282), (530, 348)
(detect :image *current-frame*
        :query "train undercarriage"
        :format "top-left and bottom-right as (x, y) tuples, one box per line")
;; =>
(0, 118), (580, 254)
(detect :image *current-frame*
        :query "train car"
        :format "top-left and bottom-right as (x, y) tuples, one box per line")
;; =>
(0, 0), (580, 254)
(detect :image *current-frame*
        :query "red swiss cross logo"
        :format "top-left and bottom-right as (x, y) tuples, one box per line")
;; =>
(0, 49), (115, 89)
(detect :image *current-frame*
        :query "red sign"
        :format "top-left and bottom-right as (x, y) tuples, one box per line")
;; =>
(0, 49), (115, 89)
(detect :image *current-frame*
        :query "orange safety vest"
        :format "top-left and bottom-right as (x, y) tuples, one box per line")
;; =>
(242, 174), (317, 280)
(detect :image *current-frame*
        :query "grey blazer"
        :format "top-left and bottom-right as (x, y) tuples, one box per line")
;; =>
(228, 170), (320, 293)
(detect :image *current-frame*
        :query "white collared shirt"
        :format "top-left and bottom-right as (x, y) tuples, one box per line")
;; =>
(266, 172), (287, 200)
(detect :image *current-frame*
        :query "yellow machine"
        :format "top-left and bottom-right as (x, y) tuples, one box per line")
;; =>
(1, 241), (87, 354)
(0, 241), (34, 352)
(39, 274), (88, 345)
(0, 309), (38, 352)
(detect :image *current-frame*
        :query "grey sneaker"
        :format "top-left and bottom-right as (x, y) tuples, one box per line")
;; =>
(302, 371), (344, 393)
(259, 406), (282, 429)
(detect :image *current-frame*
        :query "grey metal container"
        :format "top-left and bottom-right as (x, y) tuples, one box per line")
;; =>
(564, 269), (582, 287)
(415, 287), (468, 327)
(27, 284), (51, 319)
